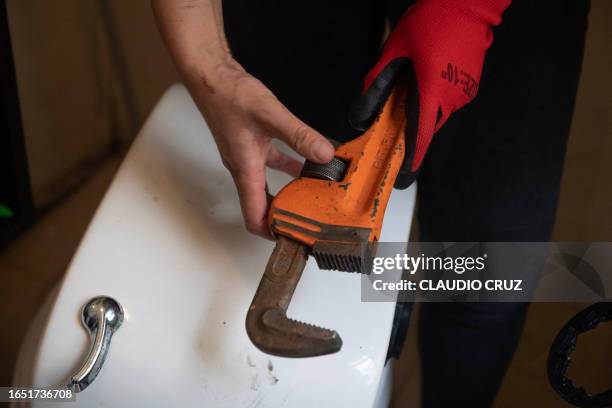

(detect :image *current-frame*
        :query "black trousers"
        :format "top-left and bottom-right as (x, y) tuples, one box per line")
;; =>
(224, 1), (590, 406)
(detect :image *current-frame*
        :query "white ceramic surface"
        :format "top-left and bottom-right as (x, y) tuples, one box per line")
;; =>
(14, 84), (416, 407)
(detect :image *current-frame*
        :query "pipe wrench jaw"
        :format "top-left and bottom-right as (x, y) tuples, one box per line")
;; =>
(245, 237), (343, 357)
(312, 240), (377, 275)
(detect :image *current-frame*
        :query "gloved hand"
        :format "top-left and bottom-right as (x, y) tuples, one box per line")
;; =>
(350, 0), (511, 188)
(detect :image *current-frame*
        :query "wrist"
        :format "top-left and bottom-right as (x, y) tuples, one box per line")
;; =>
(181, 54), (245, 98)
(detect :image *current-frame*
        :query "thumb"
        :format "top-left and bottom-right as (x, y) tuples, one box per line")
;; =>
(394, 62), (440, 190)
(256, 97), (334, 164)
(279, 121), (335, 164)
(349, 57), (409, 132)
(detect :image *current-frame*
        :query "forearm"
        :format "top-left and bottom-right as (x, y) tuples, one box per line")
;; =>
(151, 0), (237, 88)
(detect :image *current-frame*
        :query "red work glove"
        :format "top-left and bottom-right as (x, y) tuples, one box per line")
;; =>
(349, 0), (511, 188)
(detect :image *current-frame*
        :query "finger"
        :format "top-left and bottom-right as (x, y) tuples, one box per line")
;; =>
(255, 99), (334, 163)
(349, 23), (414, 132)
(394, 61), (420, 189)
(266, 147), (303, 177)
(395, 60), (439, 189)
(265, 183), (274, 206)
(232, 165), (273, 240)
(394, 94), (439, 190)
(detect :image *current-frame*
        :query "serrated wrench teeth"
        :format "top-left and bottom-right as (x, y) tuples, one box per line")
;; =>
(246, 236), (343, 357)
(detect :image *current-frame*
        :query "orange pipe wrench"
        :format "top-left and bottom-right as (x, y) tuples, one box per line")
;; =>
(246, 81), (408, 357)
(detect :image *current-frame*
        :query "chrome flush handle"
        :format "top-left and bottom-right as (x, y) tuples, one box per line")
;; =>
(67, 296), (124, 392)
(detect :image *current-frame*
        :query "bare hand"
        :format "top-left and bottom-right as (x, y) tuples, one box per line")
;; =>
(188, 61), (335, 238)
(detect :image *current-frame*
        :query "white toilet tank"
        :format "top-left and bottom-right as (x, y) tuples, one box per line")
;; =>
(12, 85), (416, 408)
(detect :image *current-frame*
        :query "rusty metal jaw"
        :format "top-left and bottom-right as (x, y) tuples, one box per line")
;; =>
(245, 236), (343, 357)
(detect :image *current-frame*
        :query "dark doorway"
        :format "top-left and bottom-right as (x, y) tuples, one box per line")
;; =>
(0, 0), (34, 248)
